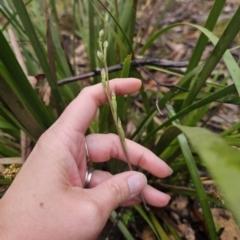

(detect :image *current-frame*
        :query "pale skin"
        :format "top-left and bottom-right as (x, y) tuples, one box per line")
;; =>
(0, 78), (172, 239)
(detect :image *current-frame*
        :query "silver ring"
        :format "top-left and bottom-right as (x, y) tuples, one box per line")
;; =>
(85, 167), (94, 188)
(85, 138), (91, 163)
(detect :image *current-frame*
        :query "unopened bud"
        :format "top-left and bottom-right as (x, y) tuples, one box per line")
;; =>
(99, 29), (104, 40)
(111, 91), (117, 120)
(101, 69), (106, 88)
(103, 41), (108, 49)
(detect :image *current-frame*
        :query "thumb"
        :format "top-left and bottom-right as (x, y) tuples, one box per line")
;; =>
(89, 171), (147, 217)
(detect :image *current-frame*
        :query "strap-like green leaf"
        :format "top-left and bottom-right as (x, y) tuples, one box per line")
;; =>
(121, 55), (132, 78)
(11, 0), (65, 114)
(186, 0), (226, 74)
(159, 125), (240, 226)
(0, 30), (55, 140)
(144, 84), (236, 143)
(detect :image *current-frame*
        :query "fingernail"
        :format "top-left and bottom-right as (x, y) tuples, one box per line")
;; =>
(127, 173), (147, 196)
(165, 194), (171, 203)
(167, 167), (173, 176)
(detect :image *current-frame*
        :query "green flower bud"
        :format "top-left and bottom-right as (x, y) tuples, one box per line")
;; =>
(99, 29), (104, 39)
(101, 69), (106, 88)
(103, 41), (108, 49)
(101, 68), (106, 78)
(111, 91), (117, 121)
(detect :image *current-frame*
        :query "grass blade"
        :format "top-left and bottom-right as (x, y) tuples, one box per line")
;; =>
(160, 105), (217, 239)
(182, 6), (240, 108)
(176, 125), (240, 226)
(88, 0), (98, 84)
(149, 211), (169, 240)
(186, 0), (226, 74)
(117, 54), (132, 120)
(144, 84), (236, 143)
(110, 211), (135, 240)
(0, 31), (55, 139)
(12, 0), (65, 114)
(0, 72), (42, 141)
(134, 205), (160, 240)
(97, 0), (134, 57)
(177, 133), (217, 239)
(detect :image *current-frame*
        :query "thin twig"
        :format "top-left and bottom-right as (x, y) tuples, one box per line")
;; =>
(139, 66), (188, 115)
(57, 57), (188, 86)
(139, 65), (188, 92)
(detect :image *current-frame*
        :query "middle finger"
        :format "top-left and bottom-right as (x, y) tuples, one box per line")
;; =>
(85, 134), (173, 178)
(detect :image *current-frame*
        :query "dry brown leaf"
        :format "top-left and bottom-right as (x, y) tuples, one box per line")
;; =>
(212, 208), (240, 240)
(178, 224), (195, 240)
(38, 82), (51, 106)
(141, 226), (156, 240)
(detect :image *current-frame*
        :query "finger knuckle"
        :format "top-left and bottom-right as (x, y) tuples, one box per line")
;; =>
(107, 180), (126, 204)
(138, 151), (147, 168)
(80, 86), (91, 96)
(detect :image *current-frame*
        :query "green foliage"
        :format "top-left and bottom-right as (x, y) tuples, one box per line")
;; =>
(122, 210), (135, 225)
(0, 30), (54, 141)
(1, 0), (240, 239)
(160, 125), (240, 226)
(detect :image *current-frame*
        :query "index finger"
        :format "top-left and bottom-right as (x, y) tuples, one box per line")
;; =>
(55, 78), (141, 133)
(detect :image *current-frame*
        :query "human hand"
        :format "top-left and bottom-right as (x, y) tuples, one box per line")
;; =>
(0, 78), (172, 240)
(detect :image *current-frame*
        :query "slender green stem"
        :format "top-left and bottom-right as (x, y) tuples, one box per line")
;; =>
(98, 31), (149, 210)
